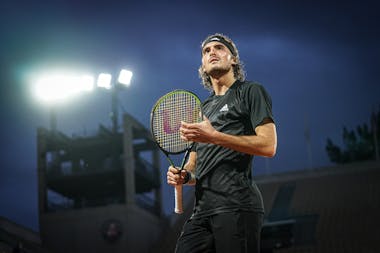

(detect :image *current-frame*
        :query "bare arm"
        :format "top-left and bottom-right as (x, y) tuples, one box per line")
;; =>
(180, 117), (277, 157)
(167, 151), (197, 186)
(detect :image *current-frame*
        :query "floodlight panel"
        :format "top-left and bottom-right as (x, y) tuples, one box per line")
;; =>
(34, 81), (59, 102)
(118, 69), (133, 86)
(97, 73), (112, 89)
(80, 75), (95, 92)
(34, 75), (73, 102)
(34, 74), (95, 102)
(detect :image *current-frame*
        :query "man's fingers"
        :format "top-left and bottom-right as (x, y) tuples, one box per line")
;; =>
(167, 166), (183, 186)
(169, 166), (180, 173)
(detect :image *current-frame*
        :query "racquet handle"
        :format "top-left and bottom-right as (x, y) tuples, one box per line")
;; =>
(174, 184), (183, 214)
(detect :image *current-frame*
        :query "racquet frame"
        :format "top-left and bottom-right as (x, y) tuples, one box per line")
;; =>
(150, 90), (202, 214)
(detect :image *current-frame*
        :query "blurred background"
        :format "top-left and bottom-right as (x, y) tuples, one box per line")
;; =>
(1, 0), (379, 252)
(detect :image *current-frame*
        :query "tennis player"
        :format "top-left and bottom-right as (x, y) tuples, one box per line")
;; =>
(167, 33), (277, 253)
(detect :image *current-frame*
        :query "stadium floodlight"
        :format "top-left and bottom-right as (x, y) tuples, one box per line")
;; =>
(81, 75), (95, 92)
(117, 69), (133, 86)
(32, 68), (133, 133)
(97, 73), (112, 90)
(34, 74), (95, 102)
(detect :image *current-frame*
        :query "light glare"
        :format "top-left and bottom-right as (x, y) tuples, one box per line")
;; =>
(80, 75), (95, 92)
(34, 73), (95, 102)
(97, 73), (112, 89)
(118, 69), (133, 86)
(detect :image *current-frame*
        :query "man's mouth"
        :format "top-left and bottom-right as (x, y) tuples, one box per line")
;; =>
(209, 58), (219, 63)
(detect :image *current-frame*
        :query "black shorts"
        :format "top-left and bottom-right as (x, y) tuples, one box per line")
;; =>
(175, 211), (264, 253)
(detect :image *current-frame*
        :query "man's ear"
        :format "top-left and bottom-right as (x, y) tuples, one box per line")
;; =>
(230, 55), (237, 65)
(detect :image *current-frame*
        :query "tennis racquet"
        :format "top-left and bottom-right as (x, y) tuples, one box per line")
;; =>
(150, 90), (202, 214)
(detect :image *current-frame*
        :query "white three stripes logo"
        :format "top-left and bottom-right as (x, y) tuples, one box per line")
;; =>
(220, 104), (229, 112)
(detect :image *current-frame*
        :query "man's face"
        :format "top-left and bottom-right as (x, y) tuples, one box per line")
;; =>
(201, 41), (236, 77)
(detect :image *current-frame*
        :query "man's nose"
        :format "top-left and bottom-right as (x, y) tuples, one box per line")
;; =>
(209, 47), (216, 55)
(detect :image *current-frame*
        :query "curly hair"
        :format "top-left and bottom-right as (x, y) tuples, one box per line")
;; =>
(198, 33), (246, 91)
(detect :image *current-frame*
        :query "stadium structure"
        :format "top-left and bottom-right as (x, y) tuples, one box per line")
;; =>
(1, 112), (379, 253)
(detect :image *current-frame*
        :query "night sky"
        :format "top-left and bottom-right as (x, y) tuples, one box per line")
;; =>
(1, 0), (379, 232)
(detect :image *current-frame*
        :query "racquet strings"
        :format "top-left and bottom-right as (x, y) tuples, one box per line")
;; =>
(152, 91), (201, 153)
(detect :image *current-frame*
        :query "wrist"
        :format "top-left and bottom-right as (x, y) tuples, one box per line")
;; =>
(182, 170), (191, 184)
(211, 130), (223, 145)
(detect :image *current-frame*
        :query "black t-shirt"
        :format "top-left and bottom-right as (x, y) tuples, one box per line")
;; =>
(192, 80), (274, 218)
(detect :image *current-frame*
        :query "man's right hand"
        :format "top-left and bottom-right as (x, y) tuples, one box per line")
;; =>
(167, 166), (188, 186)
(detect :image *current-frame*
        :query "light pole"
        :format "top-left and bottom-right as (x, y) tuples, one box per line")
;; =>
(97, 69), (133, 134)
(49, 106), (57, 134)
(111, 85), (119, 134)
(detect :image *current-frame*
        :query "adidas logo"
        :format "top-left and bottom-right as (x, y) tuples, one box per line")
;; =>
(219, 104), (229, 112)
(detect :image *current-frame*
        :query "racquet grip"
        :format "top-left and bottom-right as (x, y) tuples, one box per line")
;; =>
(174, 184), (183, 214)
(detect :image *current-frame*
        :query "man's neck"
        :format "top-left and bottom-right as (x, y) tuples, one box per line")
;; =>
(211, 73), (236, 96)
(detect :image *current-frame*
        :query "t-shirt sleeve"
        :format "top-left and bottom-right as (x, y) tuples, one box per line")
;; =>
(244, 83), (274, 130)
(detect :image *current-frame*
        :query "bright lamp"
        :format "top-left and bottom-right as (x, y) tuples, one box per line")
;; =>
(117, 69), (133, 86)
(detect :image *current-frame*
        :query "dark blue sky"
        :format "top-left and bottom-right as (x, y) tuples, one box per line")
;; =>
(1, 0), (379, 231)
